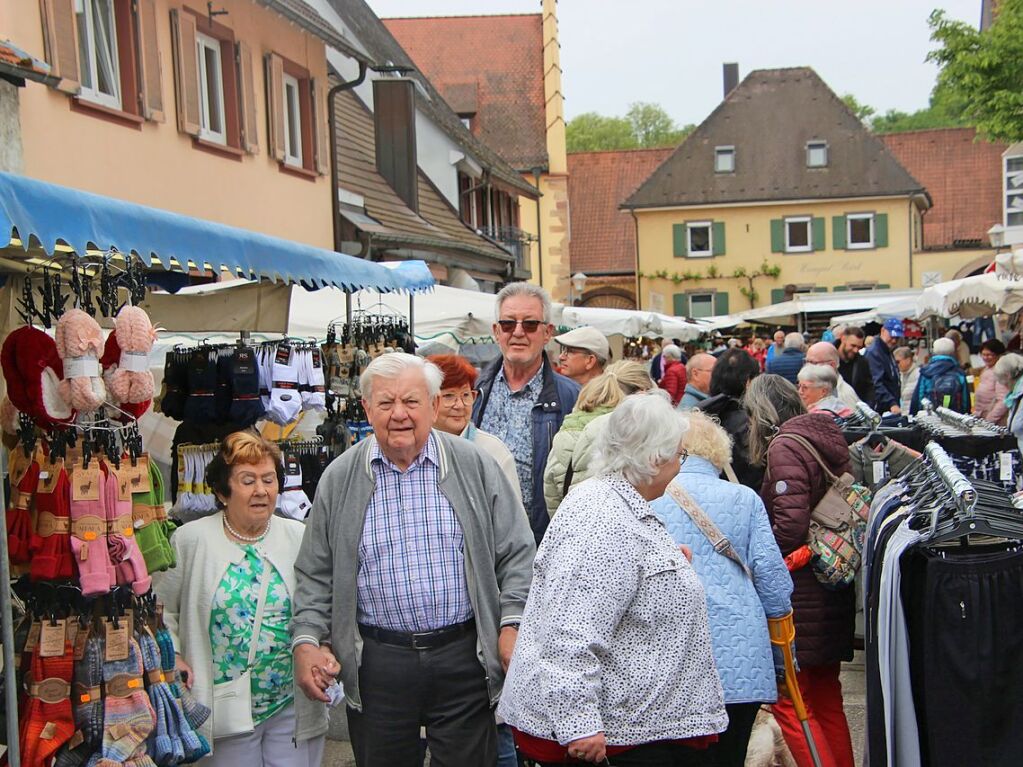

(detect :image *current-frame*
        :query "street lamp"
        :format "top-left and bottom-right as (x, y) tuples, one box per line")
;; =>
(989, 223), (1006, 250)
(569, 272), (588, 306)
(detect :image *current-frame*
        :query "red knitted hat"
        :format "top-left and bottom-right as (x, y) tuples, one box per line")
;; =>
(1, 326), (74, 428)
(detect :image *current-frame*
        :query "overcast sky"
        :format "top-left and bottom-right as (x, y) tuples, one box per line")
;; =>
(368, 0), (982, 127)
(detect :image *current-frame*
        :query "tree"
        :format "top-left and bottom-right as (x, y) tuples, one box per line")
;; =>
(566, 112), (637, 152)
(566, 103), (692, 152)
(841, 83), (969, 134)
(841, 94), (876, 125)
(928, 0), (1023, 142)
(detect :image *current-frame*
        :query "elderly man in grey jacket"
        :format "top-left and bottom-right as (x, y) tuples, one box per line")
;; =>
(290, 353), (536, 767)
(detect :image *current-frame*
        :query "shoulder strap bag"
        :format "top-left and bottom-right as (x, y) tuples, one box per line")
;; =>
(665, 480), (752, 579)
(212, 557), (273, 738)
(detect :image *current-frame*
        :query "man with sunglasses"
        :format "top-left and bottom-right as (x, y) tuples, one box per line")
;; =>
(474, 283), (580, 544)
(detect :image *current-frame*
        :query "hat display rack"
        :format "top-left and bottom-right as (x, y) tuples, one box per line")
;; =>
(1, 252), (196, 766)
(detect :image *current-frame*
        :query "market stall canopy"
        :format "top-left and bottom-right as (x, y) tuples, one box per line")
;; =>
(916, 273), (1023, 319)
(733, 289), (924, 326)
(0, 172), (433, 293)
(829, 292), (924, 324)
(559, 306), (703, 341)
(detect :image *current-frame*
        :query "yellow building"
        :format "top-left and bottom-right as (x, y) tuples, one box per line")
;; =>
(6, 0), (362, 250)
(623, 68), (933, 319)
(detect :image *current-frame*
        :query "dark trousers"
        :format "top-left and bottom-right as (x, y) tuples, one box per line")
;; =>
(537, 742), (713, 767)
(710, 703), (761, 767)
(346, 630), (497, 767)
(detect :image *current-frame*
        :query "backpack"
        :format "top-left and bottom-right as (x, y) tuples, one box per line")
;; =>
(770, 433), (872, 589)
(927, 368), (966, 413)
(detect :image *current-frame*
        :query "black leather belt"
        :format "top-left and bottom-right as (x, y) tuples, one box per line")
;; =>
(359, 619), (475, 650)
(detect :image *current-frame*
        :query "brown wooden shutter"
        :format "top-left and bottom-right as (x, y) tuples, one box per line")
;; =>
(311, 78), (329, 176)
(135, 0), (164, 122)
(236, 41), (258, 154)
(373, 79), (418, 212)
(170, 9), (200, 136)
(265, 53), (286, 162)
(38, 0), (80, 94)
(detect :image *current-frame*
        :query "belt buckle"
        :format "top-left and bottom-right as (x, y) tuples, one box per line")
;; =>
(410, 631), (433, 650)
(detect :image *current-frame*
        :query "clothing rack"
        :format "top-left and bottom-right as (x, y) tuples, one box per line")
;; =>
(922, 442), (977, 514)
(927, 405), (1009, 438)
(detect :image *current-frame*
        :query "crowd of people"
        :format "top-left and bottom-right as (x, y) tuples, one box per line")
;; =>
(156, 285), (1019, 767)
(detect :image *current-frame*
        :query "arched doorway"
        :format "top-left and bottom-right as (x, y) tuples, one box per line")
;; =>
(579, 287), (636, 309)
(953, 254), (995, 279)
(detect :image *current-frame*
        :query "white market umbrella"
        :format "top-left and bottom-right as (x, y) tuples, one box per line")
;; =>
(916, 273), (1023, 319)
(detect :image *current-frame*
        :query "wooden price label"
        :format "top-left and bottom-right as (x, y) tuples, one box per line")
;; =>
(114, 468), (132, 502)
(126, 456), (152, 495)
(104, 620), (130, 662)
(72, 465), (100, 502)
(66, 620), (79, 649)
(24, 620), (42, 653)
(73, 624), (91, 660)
(9, 450), (29, 487)
(39, 619), (67, 658)
(72, 515), (105, 544)
(36, 460), (64, 495)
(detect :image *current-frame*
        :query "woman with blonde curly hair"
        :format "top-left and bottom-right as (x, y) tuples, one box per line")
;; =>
(543, 360), (656, 515)
(156, 432), (332, 765)
(651, 411), (792, 767)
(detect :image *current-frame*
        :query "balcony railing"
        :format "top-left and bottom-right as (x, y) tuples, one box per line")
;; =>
(480, 226), (536, 272)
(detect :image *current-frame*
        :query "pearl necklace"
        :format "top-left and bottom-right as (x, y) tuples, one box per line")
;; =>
(222, 514), (271, 543)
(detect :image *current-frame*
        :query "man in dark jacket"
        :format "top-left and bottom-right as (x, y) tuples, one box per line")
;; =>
(866, 318), (905, 413)
(910, 337), (972, 414)
(837, 326), (874, 404)
(698, 349), (763, 490)
(474, 283), (580, 543)
(765, 332), (805, 384)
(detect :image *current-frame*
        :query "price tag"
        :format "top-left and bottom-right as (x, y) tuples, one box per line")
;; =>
(104, 620), (130, 662)
(126, 455), (152, 495)
(1000, 452), (1015, 483)
(872, 460), (888, 485)
(25, 620), (42, 653)
(73, 624), (91, 660)
(39, 619), (67, 658)
(72, 465), (100, 502)
(66, 620), (79, 649)
(9, 451), (30, 487)
(114, 468), (132, 502)
(37, 461), (63, 495)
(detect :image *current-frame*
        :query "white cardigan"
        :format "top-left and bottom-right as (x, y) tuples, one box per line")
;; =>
(153, 512), (328, 750)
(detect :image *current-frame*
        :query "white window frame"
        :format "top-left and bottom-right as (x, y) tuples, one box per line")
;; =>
(687, 221), (713, 257)
(75, 0), (122, 110)
(714, 145), (735, 174)
(1005, 155), (1023, 228)
(847, 213), (875, 249)
(282, 73), (304, 168)
(195, 32), (227, 145)
(806, 140), (828, 168)
(689, 292), (714, 319)
(785, 216), (813, 253)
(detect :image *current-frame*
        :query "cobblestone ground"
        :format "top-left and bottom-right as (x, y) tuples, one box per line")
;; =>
(322, 653), (867, 766)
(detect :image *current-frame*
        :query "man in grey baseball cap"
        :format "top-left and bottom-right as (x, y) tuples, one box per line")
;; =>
(553, 327), (610, 386)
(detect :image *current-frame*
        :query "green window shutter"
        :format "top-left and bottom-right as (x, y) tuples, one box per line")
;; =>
(673, 293), (690, 316)
(712, 221), (726, 255)
(875, 213), (888, 248)
(770, 288), (787, 304)
(812, 286), (828, 293)
(832, 215), (847, 250)
(877, 283), (890, 290)
(770, 219), (784, 253)
(672, 223), (688, 257)
(812, 217), (825, 250)
(714, 292), (729, 315)
(833, 285), (848, 292)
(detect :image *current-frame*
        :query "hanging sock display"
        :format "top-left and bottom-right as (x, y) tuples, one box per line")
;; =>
(29, 460), (75, 582)
(55, 309), (107, 413)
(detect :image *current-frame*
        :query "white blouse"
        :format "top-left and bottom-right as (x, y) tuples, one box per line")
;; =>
(498, 473), (727, 746)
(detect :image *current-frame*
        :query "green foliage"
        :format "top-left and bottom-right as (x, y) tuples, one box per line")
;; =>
(841, 94), (876, 125)
(927, 1), (1023, 142)
(567, 102), (692, 152)
(637, 260), (781, 308)
(843, 87), (968, 134)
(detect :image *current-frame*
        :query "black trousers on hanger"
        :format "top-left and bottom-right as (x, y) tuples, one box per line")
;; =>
(902, 546), (1023, 767)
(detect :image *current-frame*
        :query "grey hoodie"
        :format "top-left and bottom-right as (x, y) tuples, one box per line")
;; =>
(290, 430), (536, 711)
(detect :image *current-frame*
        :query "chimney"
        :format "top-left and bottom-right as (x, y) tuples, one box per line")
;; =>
(373, 79), (419, 212)
(723, 62), (739, 99)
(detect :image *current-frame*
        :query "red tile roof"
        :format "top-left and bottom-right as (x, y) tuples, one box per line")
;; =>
(568, 148), (675, 273)
(382, 14), (548, 171)
(880, 128), (1006, 249)
(0, 40), (53, 81)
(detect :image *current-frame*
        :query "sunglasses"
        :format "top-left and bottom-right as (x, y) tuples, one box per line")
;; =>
(496, 319), (545, 334)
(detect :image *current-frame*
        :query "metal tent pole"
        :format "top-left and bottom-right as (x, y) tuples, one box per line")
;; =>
(0, 472), (21, 766)
(408, 293), (415, 339)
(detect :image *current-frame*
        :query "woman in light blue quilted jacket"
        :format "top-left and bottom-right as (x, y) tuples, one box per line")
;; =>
(651, 410), (793, 767)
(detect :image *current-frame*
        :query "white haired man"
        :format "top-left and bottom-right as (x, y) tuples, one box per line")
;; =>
(806, 342), (861, 409)
(291, 353), (536, 767)
(765, 332), (805, 385)
(910, 337), (971, 414)
(473, 283), (580, 544)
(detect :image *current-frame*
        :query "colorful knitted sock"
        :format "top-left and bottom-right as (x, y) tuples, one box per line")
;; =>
(30, 466), (75, 581)
(53, 633), (105, 767)
(130, 463), (174, 574)
(70, 476), (113, 597)
(155, 629), (209, 731)
(7, 456), (41, 563)
(137, 631), (183, 766)
(100, 638), (155, 762)
(20, 641), (75, 767)
(103, 471), (151, 595)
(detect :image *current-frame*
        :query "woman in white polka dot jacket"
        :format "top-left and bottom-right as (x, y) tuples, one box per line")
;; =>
(498, 393), (727, 766)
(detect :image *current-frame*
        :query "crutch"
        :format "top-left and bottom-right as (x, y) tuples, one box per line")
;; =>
(768, 611), (824, 767)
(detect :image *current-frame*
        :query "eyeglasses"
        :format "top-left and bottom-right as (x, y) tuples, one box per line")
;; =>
(496, 319), (544, 334)
(676, 448), (689, 464)
(559, 346), (593, 357)
(439, 390), (477, 408)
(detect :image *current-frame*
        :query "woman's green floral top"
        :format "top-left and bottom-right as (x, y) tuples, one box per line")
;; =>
(209, 545), (294, 725)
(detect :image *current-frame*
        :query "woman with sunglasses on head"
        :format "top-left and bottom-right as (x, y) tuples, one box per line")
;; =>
(500, 392), (727, 766)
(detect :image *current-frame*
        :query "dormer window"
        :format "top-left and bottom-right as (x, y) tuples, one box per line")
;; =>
(807, 140), (828, 168)
(714, 146), (735, 173)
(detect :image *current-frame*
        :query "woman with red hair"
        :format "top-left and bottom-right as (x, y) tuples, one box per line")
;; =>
(427, 354), (521, 496)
